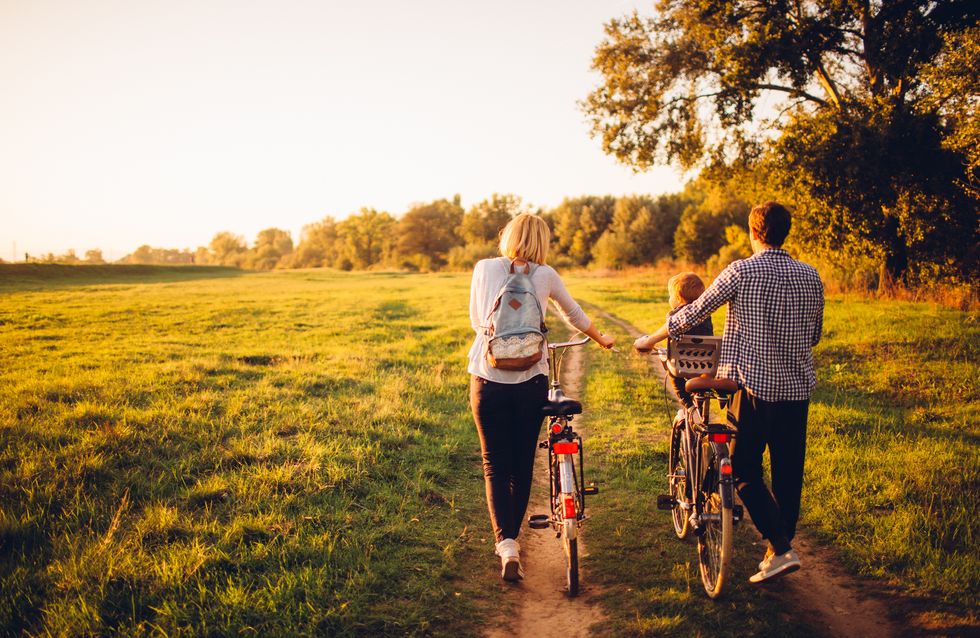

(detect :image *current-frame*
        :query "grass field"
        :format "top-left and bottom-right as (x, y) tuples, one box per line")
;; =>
(0, 266), (500, 636)
(563, 270), (979, 633)
(1, 265), (976, 636)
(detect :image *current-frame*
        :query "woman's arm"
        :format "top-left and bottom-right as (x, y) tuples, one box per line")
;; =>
(547, 268), (615, 349)
(469, 261), (485, 331)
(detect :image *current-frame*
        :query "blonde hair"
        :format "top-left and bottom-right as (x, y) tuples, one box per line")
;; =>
(668, 272), (706, 308)
(499, 213), (550, 264)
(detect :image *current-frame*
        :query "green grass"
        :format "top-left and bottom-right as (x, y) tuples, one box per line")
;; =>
(564, 269), (979, 629)
(2, 265), (976, 636)
(0, 268), (502, 636)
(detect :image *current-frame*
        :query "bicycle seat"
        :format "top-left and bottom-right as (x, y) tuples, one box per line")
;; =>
(685, 375), (739, 394)
(542, 389), (582, 416)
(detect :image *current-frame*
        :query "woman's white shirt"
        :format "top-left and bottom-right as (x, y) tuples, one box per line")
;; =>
(468, 257), (591, 383)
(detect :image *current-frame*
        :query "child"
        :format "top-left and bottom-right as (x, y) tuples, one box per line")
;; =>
(665, 272), (713, 409)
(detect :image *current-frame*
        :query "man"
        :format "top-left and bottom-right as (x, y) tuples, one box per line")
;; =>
(634, 202), (824, 582)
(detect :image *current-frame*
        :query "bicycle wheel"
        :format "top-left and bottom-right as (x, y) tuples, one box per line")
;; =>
(697, 442), (733, 598)
(668, 423), (690, 539)
(564, 528), (579, 596)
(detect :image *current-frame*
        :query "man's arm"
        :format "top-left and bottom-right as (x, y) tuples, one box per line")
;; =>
(633, 266), (739, 351)
(811, 276), (825, 347)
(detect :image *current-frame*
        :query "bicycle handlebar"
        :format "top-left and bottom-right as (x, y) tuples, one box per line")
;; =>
(548, 336), (591, 350)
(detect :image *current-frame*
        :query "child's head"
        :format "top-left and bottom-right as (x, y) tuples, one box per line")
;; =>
(667, 272), (706, 309)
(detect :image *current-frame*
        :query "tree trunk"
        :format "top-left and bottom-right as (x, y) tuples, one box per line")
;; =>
(878, 213), (908, 293)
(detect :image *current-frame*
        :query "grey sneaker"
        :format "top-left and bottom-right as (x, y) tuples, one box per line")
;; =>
(749, 549), (801, 583)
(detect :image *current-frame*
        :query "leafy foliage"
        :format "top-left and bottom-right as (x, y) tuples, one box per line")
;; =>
(585, 0), (979, 284)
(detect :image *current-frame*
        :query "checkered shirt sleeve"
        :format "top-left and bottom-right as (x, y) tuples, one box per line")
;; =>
(668, 250), (824, 401)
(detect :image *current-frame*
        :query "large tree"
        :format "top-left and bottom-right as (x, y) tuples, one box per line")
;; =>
(585, 0), (978, 285)
(396, 198), (465, 270)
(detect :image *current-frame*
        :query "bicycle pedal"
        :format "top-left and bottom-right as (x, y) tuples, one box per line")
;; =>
(656, 494), (677, 510)
(527, 514), (550, 529)
(583, 484), (599, 495)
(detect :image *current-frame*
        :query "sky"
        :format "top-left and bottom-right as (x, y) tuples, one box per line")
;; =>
(0, 0), (681, 260)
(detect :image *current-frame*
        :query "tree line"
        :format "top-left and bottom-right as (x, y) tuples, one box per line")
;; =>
(99, 183), (762, 275)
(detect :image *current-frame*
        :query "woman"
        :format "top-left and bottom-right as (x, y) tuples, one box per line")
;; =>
(468, 213), (614, 581)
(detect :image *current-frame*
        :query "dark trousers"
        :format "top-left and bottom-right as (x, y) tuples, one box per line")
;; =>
(730, 391), (809, 555)
(470, 374), (548, 542)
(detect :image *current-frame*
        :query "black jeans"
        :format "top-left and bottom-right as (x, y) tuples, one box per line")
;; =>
(470, 374), (548, 543)
(730, 391), (809, 556)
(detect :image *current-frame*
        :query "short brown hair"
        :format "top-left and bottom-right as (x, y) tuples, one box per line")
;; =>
(749, 202), (792, 246)
(668, 272), (706, 307)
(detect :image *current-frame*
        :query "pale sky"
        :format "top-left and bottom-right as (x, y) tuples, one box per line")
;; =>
(0, 0), (680, 260)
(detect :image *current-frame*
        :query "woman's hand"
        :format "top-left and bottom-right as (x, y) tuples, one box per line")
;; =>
(595, 332), (615, 350)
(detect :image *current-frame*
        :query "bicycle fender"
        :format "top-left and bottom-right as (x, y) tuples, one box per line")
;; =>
(713, 444), (735, 509)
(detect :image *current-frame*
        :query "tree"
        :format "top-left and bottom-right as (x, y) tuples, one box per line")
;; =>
(459, 194), (526, 245)
(84, 249), (105, 264)
(396, 198), (465, 270)
(337, 208), (396, 270)
(585, 1), (979, 284)
(210, 232), (247, 266)
(245, 228), (293, 270)
(546, 196), (617, 265)
(290, 217), (340, 268)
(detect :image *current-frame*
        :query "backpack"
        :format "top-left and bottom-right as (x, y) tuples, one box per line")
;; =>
(483, 261), (548, 371)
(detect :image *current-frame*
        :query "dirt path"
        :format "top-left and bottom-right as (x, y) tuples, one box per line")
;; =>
(485, 344), (608, 638)
(586, 303), (904, 638)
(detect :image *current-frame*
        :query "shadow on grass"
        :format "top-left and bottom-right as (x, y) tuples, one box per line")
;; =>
(0, 264), (245, 292)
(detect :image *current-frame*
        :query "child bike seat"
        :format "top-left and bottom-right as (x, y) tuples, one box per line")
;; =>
(685, 376), (739, 394)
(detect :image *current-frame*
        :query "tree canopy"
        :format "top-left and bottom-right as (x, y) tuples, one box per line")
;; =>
(585, 0), (978, 285)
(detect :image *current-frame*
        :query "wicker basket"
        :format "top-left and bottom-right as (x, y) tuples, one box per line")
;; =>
(666, 335), (723, 379)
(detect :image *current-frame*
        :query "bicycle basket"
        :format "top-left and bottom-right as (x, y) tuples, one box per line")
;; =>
(666, 336), (722, 378)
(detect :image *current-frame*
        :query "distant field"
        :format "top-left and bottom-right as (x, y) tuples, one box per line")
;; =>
(1, 266), (976, 636)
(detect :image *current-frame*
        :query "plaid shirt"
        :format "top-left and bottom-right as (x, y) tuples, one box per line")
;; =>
(668, 249), (824, 401)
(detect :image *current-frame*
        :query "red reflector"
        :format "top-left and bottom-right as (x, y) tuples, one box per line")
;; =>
(552, 442), (579, 455)
(563, 496), (576, 519)
(720, 462), (733, 475)
(709, 433), (732, 443)
(551, 424), (562, 434)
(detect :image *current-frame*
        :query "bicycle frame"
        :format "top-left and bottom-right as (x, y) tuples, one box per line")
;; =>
(528, 336), (595, 597)
(679, 394), (738, 530)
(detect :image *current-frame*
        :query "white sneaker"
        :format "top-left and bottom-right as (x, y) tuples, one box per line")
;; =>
(495, 538), (520, 559)
(749, 549), (801, 583)
(495, 538), (523, 581)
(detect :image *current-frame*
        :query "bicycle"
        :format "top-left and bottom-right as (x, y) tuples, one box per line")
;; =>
(527, 336), (598, 597)
(645, 336), (742, 598)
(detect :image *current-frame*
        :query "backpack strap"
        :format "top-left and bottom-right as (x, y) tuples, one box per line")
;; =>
(509, 259), (531, 275)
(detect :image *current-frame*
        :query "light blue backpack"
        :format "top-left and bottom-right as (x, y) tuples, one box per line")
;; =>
(484, 261), (548, 370)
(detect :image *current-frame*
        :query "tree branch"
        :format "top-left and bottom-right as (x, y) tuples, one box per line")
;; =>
(754, 84), (830, 107)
